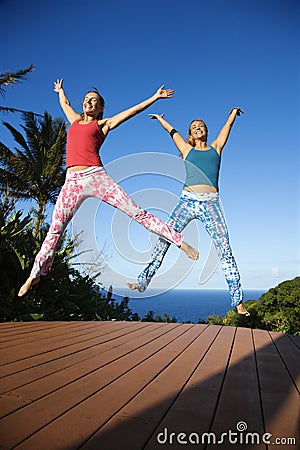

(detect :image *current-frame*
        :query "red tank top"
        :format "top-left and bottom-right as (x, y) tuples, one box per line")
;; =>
(66, 119), (105, 168)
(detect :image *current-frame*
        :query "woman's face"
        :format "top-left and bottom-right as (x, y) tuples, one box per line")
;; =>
(189, 120), (208, 141)
(83, 92), (103, 117)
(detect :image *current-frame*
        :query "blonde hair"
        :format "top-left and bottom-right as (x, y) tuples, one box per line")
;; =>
(187, 119), (208, 147)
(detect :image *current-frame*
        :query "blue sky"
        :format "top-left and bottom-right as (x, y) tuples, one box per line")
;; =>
(1, 0), (299, 294)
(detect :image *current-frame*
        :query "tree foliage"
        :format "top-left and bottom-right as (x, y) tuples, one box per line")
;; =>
(207, 277), (300, 335)
(0, 199), (140, 322)
(0, 112), (66, 234)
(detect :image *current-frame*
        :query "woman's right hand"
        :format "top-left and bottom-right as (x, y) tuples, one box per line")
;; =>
(229, 107), (244, 116)
(149, 113), (165, 120)
(54, 78), (64, 93)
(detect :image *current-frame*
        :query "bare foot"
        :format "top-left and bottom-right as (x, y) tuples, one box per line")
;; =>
(180, 241), (199, 260)
(126, 282), (139, 291)
(18, 277), (40, 297)
(236, 303), (250, 316)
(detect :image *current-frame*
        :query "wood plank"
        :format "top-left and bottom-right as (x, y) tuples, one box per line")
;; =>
(0, 323), (190, 448)
(146, 326), (237, 450)
(253, 329), (300, 448)
(288, 334), (300, 350)
(80, 324), (224, 450)
(0, 322), (149, 394)
(0, 322), (298, 450)
(0, 321), (99, 347)
(0, 321), (63, 333)
(144, 326), (239, 450)
(0, 322), (112, 363)
(0, 321), (135, 377)
(0, 322), (61, 334)
(206, 327), (265, 450)
(2, 324), (204, 449)
(0, 322), (164, 416)
(269, 331), (300, 392)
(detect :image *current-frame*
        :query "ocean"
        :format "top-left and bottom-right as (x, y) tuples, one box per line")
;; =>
(112, 289), (266, 323)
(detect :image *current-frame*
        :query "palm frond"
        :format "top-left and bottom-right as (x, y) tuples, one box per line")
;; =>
(0, 105), (43, 117)
(2, 121), (30, 154)
(0, 65), (35, 96)
(0, 167), (31, 197)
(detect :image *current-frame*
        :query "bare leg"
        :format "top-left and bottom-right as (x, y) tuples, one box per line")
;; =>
(236, 302), (250, 316)
(18, 277), (40, 297)
(180, 241), (199, 260)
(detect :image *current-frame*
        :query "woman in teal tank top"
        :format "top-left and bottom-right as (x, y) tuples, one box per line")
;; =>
(127, 108), (250, 316)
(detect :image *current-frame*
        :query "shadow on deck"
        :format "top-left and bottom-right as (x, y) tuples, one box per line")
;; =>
(0, 321), (299, 450)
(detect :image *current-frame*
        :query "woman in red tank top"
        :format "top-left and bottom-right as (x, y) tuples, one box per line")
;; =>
(18, 79), (199, 296)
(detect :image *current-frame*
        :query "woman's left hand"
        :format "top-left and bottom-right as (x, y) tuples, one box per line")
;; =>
(155, 85), (174, 99)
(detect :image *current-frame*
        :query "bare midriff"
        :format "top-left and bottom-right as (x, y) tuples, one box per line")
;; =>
(184, 184), (218, 194)
(67, 165), (91, 172)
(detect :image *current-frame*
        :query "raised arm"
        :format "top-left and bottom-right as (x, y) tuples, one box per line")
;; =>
(53, 79), (81, 124)
(211, 107), (244, 154)
(101, 86), (174, 134)
(148, 113), (191, 157)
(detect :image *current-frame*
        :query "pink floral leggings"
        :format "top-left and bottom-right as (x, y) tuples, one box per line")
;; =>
(30, 166), (183, 278)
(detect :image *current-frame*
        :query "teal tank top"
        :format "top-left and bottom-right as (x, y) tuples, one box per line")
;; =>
(184, 146), (221, 189)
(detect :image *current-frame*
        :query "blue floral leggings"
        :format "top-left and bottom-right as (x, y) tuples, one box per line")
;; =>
(137, 190), (243, 306)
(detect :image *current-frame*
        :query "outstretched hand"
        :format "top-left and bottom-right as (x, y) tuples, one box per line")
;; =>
(229, 107), (244, 116)
(155, 85), (174, 99)
(149, 113), (165, 120)
(54, 78), (64, 93)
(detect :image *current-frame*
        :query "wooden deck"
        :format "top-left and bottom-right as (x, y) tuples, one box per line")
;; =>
(0, 321), (299, 450)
